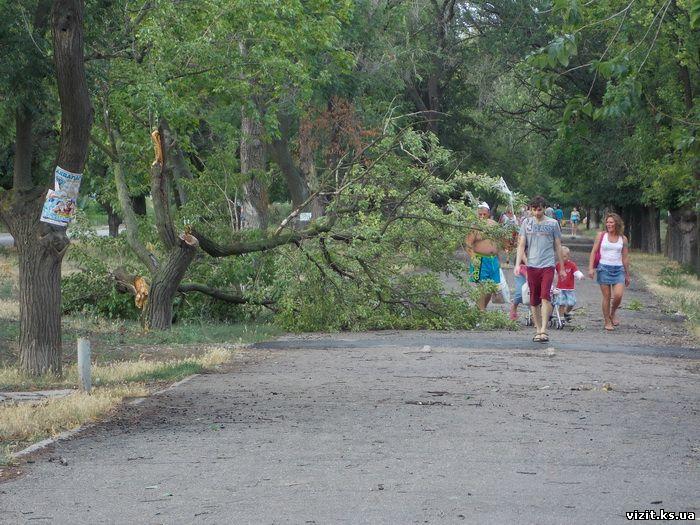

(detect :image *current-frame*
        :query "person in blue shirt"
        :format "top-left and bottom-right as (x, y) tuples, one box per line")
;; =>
(554, 204), (564, 225)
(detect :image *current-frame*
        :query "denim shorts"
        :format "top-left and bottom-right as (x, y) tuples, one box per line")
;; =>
(596, 264), (625, 285)
(555, 289), (576, 307)
(513, 273), (527, 305)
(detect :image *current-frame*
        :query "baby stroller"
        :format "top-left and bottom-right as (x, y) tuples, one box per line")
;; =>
(522, 283), (565, 330)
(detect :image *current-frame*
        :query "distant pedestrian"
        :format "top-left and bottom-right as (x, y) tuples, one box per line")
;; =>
(499, 208), (519, 267)
(554, 204), (563, 225)
(570, 207), (581, 237)
(465, 202), (501, 311)
(515, 196), (566, 343)
(544, 205), (555, 219)
(588, 212), (630, 331)
(519, 205), (531, 223)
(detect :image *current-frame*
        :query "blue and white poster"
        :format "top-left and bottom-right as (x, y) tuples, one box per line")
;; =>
(40, 166), (82, 227)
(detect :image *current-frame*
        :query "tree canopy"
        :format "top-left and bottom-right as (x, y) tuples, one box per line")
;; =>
(0, 0), (697, 373)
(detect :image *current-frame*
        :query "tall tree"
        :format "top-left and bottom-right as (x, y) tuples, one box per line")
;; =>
(0, 0), (93, 375)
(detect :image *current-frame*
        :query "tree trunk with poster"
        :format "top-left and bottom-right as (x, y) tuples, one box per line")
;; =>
(0, 0), (93, 375)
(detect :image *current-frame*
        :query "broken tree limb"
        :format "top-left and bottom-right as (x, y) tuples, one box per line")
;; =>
(193, 216), (336, 258)
(112, 267), (149, 309)
(178, 283), (276, 307)
(143, 233), (200, 330)
(160, 118), (191, 207)
(150, 127), (178, 250)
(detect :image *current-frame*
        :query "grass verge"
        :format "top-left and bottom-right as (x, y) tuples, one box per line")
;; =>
(632, 252), (700, 341)
(1, 385), (148, 463)
(0, 346), (239, 465)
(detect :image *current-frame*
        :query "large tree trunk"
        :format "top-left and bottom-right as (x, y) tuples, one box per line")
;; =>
(666, 206), (699, 274)
(269, 113), (310, 208)
(2, 188), (68, 375)
(239, 42), (269, 230)
(623, 205), (642, 250)
(144, 234), (199, 330)
(23, 0), (93, 376)
(107, 209), (121, 237)
(131, 194), (147, 216)
(640, 205), (661, 254)
(160, 119), (191, 208)
(2, 155), (67, 376)
(53, 0), (92, 173)
(0, 0), (92, 376)
(141, 132), (197, 331)
(240, 106), (269, 229)
(102, 202), (121, 237)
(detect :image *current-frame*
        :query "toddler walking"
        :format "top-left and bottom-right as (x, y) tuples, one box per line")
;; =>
(555, 246), (584, 320)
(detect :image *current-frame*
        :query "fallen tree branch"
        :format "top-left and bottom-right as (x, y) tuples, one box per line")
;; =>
(178, 283), (276, 308)
(194, 215), (336, 258)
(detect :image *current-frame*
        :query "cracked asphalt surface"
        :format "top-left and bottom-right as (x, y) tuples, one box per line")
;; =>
(1, 242), (698, 524)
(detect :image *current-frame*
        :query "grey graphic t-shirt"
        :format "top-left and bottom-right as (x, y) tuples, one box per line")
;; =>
(519, 216), (561, 268)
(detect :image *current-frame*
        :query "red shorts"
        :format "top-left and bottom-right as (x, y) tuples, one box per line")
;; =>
(526, 266), (555, 307)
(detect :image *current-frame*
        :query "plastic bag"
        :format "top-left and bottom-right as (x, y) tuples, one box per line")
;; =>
(521, 281), (531, 306)
(492, 269), (511, 304)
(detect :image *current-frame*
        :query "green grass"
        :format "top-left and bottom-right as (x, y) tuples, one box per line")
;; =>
(124, 361), (204, 383)
(0, 311), (280, 366)
(0, 345), (241, 391)
(0, 280), (13, 300)
(627, 299), (644, 311)
(658, 264), (694, 288)
(96, 320), (279, 347)
(632, 252), (700, 341)
(0, 319), (280, 377)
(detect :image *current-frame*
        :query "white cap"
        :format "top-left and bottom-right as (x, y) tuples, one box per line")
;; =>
(477, 202), (490, 210)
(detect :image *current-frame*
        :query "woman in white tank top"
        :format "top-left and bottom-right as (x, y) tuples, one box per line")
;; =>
(588, 213), (630, 331)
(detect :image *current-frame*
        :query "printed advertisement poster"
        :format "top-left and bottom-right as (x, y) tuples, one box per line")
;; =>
(40, 166), (82, 227)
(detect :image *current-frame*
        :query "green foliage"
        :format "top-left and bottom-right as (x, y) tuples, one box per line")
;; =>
(521, 0), (699, 212)
(270, 129), (515, 332)
(627, 299), (644, 311)
(658, 265), (690, 288)
(691, 0), (700, 29)
(176, 253), (273, 323)
(62, 271), (139, 320)
(659, 265), (695, 288)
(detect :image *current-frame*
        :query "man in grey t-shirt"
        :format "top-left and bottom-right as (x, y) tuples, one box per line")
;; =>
(515, 195), (565, 343)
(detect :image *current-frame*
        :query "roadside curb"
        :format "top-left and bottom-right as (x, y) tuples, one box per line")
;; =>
(128, 373), (200, 405)
(11, 374), (201, 459)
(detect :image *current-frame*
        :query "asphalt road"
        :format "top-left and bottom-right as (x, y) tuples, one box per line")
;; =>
(0, 226), (121, 247)
(1, 240), (698, 524)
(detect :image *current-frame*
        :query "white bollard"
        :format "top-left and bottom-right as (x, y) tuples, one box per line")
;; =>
(77, 338), (91, 394)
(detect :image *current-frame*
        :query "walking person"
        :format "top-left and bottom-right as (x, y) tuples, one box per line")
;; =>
(554, 204), (564, 225)
(554, 246), (584, 321)
(588, 212), (630, 331)
(499, 208), (519, 267)
(515, 196), (566, 343)
(465, 202), (501, 311)
(569, 207), (581, 237)
(519, 205), (531, 223)
(509, 258), (527, 321)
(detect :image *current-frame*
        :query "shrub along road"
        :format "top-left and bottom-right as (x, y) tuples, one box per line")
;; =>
(1, 242), (698, 523)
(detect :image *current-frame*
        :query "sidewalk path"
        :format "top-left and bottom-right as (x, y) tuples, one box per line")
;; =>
(1, 240), (698, 524)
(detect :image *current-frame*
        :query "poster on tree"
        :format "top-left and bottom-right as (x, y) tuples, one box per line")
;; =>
(39, 166), (82, 227)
